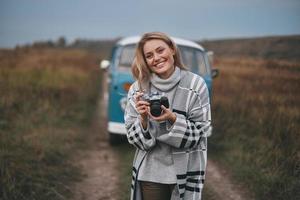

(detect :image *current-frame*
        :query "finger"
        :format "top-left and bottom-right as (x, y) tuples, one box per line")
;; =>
(147, 110), (153, 118)
(161, 105), (168, 112)
(137, 105), (145, 111)
(152, 116), (165, 122)
(141, 105), (148, 111)
(137, 105), (148, 113)
(157, 112), (169, 121)
(136, 100), (148, 105)
(139, 107), (149, 116)
(139, 106), (147, 110)
(136, 101), (150, 107)
(140, 110), (148, 115)
(141, 101), (150, 106)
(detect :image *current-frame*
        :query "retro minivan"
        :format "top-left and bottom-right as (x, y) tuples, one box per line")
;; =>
(100, 36), (218, 145)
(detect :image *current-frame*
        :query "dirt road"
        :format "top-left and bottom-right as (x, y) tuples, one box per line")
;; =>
(205, 160), (254, 200)
(71, 74), (253, 200)
(72, 88), (121, 200)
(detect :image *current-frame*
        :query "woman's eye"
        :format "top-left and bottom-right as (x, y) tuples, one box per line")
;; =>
(146, 55), (152, 59)
(158, 49), (164, 53)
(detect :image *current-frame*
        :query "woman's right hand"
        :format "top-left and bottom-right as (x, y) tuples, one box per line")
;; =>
(134, 92), (150, 128)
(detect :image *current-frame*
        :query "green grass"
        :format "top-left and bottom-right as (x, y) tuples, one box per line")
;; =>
(0, 48), (101, 200)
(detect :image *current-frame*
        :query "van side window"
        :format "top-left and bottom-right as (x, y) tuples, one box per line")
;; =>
(196, 51), (207, 76)
(179, 46), (207, 76)
(179, 46), (196, 73)
(119, 45), (136, 68)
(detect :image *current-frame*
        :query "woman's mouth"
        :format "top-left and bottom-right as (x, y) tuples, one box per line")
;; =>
(155, 61), (166, 68)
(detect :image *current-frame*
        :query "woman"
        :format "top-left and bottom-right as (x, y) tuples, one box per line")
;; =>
(124, 32), (211, 200)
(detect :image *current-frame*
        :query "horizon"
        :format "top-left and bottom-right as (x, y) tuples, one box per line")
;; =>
(9, 33), (300, 46)
(1, 0), (300, 48)
(1, 33), (300, 50)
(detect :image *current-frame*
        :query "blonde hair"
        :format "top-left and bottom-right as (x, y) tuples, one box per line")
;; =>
(131, 32), (186, 91)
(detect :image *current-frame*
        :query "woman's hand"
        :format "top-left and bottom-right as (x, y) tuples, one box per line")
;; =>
(149, 105), (177, 124)
(134, 92), (150, 129)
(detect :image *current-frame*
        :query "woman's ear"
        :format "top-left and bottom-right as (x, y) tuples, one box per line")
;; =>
(170, 46), (175, 56)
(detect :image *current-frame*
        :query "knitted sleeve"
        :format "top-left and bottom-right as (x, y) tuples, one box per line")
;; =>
(124, 83), (156, 151)
(157, 76), (212, 149)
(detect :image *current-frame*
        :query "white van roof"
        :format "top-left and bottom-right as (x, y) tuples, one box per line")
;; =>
(117, 36), (205, 51)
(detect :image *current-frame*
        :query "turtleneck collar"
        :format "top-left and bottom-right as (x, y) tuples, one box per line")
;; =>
(150, 66), (181, 92)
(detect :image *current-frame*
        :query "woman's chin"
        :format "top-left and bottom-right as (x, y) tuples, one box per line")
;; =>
(154, 69), (167, 75)
(151, 67), (163, 73)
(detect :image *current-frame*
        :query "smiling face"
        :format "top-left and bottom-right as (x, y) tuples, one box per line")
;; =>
(143, 39), (175, 79)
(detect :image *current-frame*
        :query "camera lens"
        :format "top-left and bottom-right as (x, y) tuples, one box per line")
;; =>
(150, 100), (162, 117)
(160, 96), (169, 108)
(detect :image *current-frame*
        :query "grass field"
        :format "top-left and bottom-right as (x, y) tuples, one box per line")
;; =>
(1, 38), (299, 200)
(0, 47), (101, 200)
(209, 57), (300, 200)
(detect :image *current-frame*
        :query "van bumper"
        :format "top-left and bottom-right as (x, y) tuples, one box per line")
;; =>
(108, 121), (127, 135)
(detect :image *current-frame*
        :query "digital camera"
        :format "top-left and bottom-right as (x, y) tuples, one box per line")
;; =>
(141, 92), (169, 117)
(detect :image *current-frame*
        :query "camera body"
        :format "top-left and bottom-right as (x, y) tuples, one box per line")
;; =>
(141, 92), (169, 117)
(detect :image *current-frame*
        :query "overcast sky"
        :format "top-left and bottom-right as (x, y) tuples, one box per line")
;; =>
(1, 0), (300, 48)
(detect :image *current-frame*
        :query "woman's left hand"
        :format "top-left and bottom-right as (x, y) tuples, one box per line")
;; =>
(149, 105), (176, 124)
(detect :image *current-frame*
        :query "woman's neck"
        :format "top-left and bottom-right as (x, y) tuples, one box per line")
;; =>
(150, 66), (181, 92)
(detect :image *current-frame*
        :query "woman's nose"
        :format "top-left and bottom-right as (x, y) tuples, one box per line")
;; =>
(153, 53), (160, 62)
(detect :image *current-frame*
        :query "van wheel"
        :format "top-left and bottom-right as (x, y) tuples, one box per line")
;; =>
(109, 133), (121, 145)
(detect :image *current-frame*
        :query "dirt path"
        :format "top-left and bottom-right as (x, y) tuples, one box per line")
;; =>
(205, 159), (254, 200)
(71, 74), (120, 200)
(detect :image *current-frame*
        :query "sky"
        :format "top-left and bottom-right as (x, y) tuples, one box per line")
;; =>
(1, 0), (300, 48)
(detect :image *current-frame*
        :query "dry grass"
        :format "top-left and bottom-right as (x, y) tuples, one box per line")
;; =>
(0, 47), (102, 200)
(210, 56), (300, 199)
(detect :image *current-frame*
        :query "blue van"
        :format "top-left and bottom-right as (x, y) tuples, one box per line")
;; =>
(100, 36), (218, 145)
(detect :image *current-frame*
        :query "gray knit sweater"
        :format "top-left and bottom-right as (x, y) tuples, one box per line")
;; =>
(125, 68), (211, 200)
(138, 67), (181, 184)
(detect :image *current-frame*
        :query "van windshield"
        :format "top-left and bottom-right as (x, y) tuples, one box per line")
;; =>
(117, 44), (209, 76)
(179, 46), (208, 76)
(118, 45), (136, 70)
